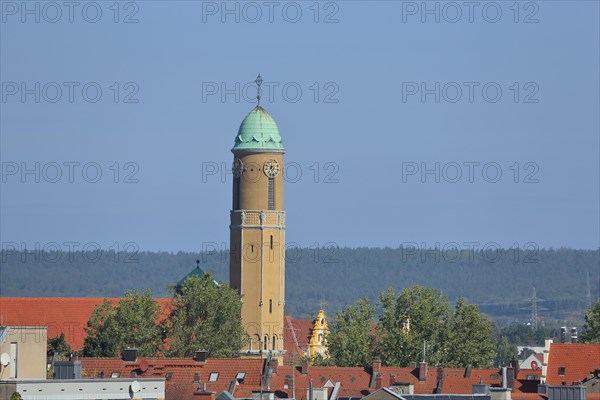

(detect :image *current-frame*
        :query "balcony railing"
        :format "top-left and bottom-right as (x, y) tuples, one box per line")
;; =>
(231, 210), (285, 228)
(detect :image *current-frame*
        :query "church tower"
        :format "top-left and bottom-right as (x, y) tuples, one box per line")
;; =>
(230, 75), (285, 359)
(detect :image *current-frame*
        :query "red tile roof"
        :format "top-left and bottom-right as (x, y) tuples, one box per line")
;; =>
(80, 357), (264, 399)
(283, 317), (314, 362)
(78, 358), (539, 400)
(0, 297), (312, 358)
(545, 343), (600, 385)
(0, 297), (172, 350)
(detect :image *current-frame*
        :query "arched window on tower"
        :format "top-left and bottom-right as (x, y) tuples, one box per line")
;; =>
(269, 299), (272, 314)
(254, 334), (260, 351)
(263, 335), (268, 351)
(272, 335), (277, 350)
(268, 177), (274, 210)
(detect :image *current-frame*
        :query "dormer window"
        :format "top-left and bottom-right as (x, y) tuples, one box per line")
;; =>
(558, 367), (566, 376)
(236, 372), (246, 384)
(209, 372), (219, 382)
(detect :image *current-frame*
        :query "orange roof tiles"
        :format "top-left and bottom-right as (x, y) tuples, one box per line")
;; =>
(0, 297), (172, 350)
(0, 297), (312, 357)
(545, 343), (600, 385)
(283, 316), (314, 362)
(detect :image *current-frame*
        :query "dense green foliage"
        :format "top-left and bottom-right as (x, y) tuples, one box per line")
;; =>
(581, 300), (600, 343)
(48, 332), (72, 358)
(1, 248), (597, 322)
(166, 274), (244, 358)
(327, 298), (377, 367)
(82, 290), (164, 357)
(327, 286), (497, 368)
(81, 275), (244, 358)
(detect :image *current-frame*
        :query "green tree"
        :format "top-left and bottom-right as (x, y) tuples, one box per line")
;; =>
(326, 297), (376, 367)
(82, 289), (163, 357)
(581, 299), (600, 343)
(48, 332), (72, 358)
(377, 286), (452, 366)
(446, 297), (496, 368)
(496, 336), (518, 367)
(167, 274), (244, 358)
(10, 392), (23, 400)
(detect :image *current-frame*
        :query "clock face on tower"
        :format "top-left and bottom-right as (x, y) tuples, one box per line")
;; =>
(263, 159), (281, 178)
(232, 158), (243, 178)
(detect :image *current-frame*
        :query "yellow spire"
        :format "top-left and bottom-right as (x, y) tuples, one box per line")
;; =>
(309, 309), (330, 363)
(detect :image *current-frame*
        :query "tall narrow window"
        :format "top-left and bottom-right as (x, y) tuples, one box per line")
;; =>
(269, 299), (272, 314)
(263, 335), (268, 350)
(233, 177), (240, 210)
(270, 235), (273, 250)
(268, 177), (274, 210)
(272, 335), (276, 350)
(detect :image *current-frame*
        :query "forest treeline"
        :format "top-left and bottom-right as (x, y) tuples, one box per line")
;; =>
(1, 247), (598, 322)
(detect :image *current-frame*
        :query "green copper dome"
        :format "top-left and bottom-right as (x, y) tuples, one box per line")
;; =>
(232, 106), (285, 152)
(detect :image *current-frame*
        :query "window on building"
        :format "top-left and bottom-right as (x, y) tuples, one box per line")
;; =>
(270, 235), (273, 250)
(233, 177), (240, 210)
(194, 372), (200, 383)
(236, 372), (246, 384)
(165, 372), (173, 380)
(269, 299), (272, 314)
(558, 367), (566, 376)
(268, 177), (274, 210)
(111, 372), (120, 378)
(272, 335), (277, 350)
(263, 335), (268, 350)
(209, 372), (219, 382)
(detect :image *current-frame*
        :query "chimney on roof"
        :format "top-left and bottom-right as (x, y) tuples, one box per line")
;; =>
(374, 373), (382, 390)
(194, 389), (216, 400)
(435, 367), (444, 394)
(570, 327), (578, 343)
(419, 362), (428, 382)
(560, 327), (567, 343)
(465, 365), (472, 378)
(372, 357), (382, 374)
(506, 367), (515, 389)
(510, 359), (520, 380)
(122, 348), (137, 362)
(301, 360), (309, 375)
(195, 350), (208, 363)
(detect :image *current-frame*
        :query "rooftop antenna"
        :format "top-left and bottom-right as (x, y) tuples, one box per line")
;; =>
(422, 340), (427, 362)
(255, 74), (263, 107)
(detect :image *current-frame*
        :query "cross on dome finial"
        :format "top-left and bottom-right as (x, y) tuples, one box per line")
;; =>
(255, 74), (263, 106)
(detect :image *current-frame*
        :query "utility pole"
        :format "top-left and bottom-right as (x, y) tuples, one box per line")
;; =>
(291, 354), (296, 400)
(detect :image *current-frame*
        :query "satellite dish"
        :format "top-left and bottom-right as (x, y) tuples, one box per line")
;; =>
(531, 360), (539, 370)
(130, 380), (141, 393)
(138, 359), (149, 372)
(0, 353), (9, 367)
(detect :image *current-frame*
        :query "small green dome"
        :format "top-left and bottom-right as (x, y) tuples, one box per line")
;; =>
(232, 106), (285, 153)
(176, 265), (206, 288)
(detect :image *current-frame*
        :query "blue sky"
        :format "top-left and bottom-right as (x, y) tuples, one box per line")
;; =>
(1, 1), (599, 252)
